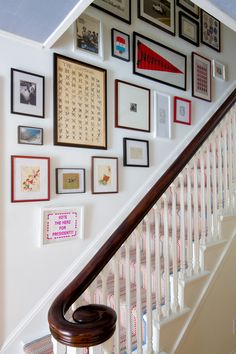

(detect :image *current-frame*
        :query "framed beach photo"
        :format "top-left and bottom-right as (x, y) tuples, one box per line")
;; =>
(177, 0), (199, 18)
(92, 156), (118, 194)
(18, 126), (43, 145)
(111, 28), (130, 62)
(192, 52), (211, 102)
(174, 96), (191, 125)
(154, 91), (171, 139)
(11, 68), (45, 118)
(212, 60), (226, 80)
(123, 138), (149, 167)
(11, 155), (50, 203)
(179, 11), (199, 46)
(56, 168), (85, 194)
(201, 10), (221, 52)
(92, 0), (131, 24)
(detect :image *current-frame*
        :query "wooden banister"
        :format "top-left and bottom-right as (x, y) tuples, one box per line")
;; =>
(48, 88), (236, 348)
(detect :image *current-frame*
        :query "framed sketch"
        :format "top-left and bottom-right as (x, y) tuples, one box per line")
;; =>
(212, 60), (226, 80)
(74, 11), (104, 60)
(201, 10), (221, 52)
(154, 91), (171, 139)
(123, 138), (149, 167)
(179, 11), (199, 46)
(115, 79), (150, 132)
(111, 28), (130, 62)
(92, 0), (131, 24)
(11, 155), (50, 203)
(56, 168), (85, 194)
(11, 68), (45, 118)
(92, 156), (118, 194)
(192, 52), (211, 102)
(40, 206), (84, 246)
(174, 96), (191, 125)
(133, 32), (187, 91)
(177, 0), (199, 18)
(138, 0), (175, 35)
(18, 126), (43, 145)
(54, 53), (107, 149)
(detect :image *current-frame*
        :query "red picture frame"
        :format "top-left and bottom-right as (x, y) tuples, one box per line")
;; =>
(174, 96), (191, 125)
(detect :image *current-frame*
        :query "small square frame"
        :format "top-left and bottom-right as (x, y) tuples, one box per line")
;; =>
(177, 0), (199, 18)
(18, 126), (43, 145)
(123, 138), (149, 167)
(201, 10), (221, 52)
(92, 156), (118, 194)
(179, 11), (199, 47)
(192, 52), (212, 102)
(11, 68), (45, 118)
(212, 60), (226, 80)
(174, 96), (192, 125)
(154, 91), (171, 139)
(111, 28), (130, 62)
(56, 168), (85, 194)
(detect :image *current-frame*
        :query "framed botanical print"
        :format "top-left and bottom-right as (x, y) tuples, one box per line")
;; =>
(123, 138), (149, 167)
(138, 0), (175, 36)
(18, 126), (43, 145)
(174, 96), (191, 125)
(201, 10), (221, 52)
(111, 28), (130, 62)
(91, 0), (131, 24)
(179, 11), (199, 46)
(56, 168), (85, 194)
(91, 156), (118, 194)
(177, 0), (199, 18)
(154, 91), (171, 139)
(212, 60), (226, 80)
(192, 52), (211, 102)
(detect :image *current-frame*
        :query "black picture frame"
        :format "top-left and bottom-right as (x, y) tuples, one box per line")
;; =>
(91, 0), (131, 24)
(111, 28), (130, 62)
(179, 11), (199, 47)
(18, 126), (43, 145)
(201, 10), (221, 52)
(177, 0), (199, 18)
(56, 168), (86, 194)
(123, 138), (149, 167)
(192, 52), (212, 102)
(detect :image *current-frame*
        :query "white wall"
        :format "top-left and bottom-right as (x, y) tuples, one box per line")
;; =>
(1, 1), (236, 352)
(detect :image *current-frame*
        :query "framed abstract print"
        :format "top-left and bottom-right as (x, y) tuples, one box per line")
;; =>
(92, 0), (131, 24)
(201, 10), (221, 52)
(177, 0), (199, 18)
(123, 138), (149, 167)
(56, 168), (85, 194)
(179, 11), (199, 46)
(111, 28), (130, 62)
(92, 156), (118, 194)
(192, 52), (211, 102)
(174, 96), (191, 125)
(18, 126), (43, 145)
(154, 91), (171, 139)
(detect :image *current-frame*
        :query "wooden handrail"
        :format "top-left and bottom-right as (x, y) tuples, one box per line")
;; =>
(48, 87), (236, 347)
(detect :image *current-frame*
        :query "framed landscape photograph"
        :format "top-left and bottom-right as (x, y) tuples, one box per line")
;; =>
(111, 28), (130, 62)
(56, 168), (85, 194)
(138, 0), (175, 35)
(92, 156), (118, 194)
(11, 155), (50, 203)
(133, 32), (187, 91)
(154, 91), (171, 139)
(177, 0), (199, 18)
(201, 10), (221, 52)
(18, 126), (43, 145)
(174, 96), (191, 125)
(212, 60), (226, 80)
(92, 0), (131, 24)
(115, 79), (150, 132)
(54, 53), (107, 149)
(179, 11), (199, 46)
(123, 138), (149, 167)
(11, 68), (45, 118)
(192, 52), (211, 102)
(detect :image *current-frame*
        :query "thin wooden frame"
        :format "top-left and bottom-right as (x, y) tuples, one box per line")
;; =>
(138, 0), (176, 36)
(123, 138), (149, 167)
(91, 156), (118, 194)
(201, 10), (221, 52)
(179, 11), (199, 47)
(18, 126), (43, 145)
(192, 52), (212, 102)
(56, 168), (86, 194)
(177, 0), (199, 18)
(154, 91), (171, 139)
(91, 0), (131, 24)
(212, 60), (226, 80)
(54, 53), (107, 149)
(133, 32), (187, 91)
(115, 79), (150, 132)
(111, 28), (130, 62)
(174, 96), (191, 125)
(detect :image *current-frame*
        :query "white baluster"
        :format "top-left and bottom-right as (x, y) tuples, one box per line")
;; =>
(51, 337), (66, 354)
(135, 226), (143, 353)
(125, 237), (132, 354)
(112, 251), (121, 354)
(162, 193), (170, 318)
(178, 174), (186, 280)
(102, 337), (114, 354)
(186, 164), (193, 276)
(67, 347), (89, 354)
(199, 148), (206, 248)
(227, 117), (233, 211)
(211, 133), (219, 239)
(206, 142), (212, 242)
(217, 129), (223, 216)
(223, 127), (229, 211)
(193, 157), (200, 273)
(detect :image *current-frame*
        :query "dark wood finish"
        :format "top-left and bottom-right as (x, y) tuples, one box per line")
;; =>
(91, 0), (131, 25)
(177, 0), (199, 18)
(48, 88), (236, 347)
(179, 11), (199, 47)
(123, 138), (149, 167)
(201, 9), (221, 52)
(192, 52), (212, 102)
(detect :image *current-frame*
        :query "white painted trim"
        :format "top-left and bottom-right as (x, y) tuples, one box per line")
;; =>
(0, 29), (43, 48)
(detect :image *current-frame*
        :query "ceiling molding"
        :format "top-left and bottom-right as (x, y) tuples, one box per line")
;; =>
(0, 28), (43, 48)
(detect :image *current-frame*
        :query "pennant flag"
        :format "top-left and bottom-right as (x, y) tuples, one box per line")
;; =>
(115, 36), (126, 54)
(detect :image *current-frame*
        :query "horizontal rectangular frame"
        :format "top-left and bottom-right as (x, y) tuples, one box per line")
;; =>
(18, 126), (43, 145)
(56, 168), (86, 194)
(91, 0), (131, 24)
(123, 137), (149, 167)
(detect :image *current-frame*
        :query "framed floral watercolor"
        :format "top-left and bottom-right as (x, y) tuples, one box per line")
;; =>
(212, 60), (226, 80)
(192, 52), (211, 102)
(92, 156), (118, 194)
(56, 168), (85, 194)
(174, 96), (191, 125)
(177, 0), (199, 18)
(123, 138), (149, 167)
(111, 28), (130, 62)
(18, 126), (43, 145)
(153, 91), (171, 139)
(201, 10), (221, 52)
(11, 155), (50, 202)
(92, 0), (131, 24)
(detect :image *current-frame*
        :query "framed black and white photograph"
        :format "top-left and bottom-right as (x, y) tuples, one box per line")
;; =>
(92, 0), (131, 24)
(192, 52), (212, 102)
(123, 138), (149, 167)
(18, 126), (43, 145)
(177, 0), (199, 18)
(179, 11), (199, 46)
(56, 168), (85, 194)
(11, 69), (45, 118)
(111, 28), (130, 62)
(201, 10), (221, 52)
(154, 91), (171, 139)
(212, 60), (226, 80)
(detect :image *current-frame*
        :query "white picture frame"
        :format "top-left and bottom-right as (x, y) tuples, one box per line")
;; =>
(154, 91), (171, 139)
(212, 60), (226, 80)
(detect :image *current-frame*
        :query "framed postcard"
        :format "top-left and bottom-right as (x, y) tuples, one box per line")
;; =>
(11, 68), (45, 118)
(138, 0), (175, 36)
(123, 138), (149, 167)
(18, 126), (43, 145)
(212, 60), (226, 80)
(154, 91), (171, 139)
(133, 32), (187, 91)
(192, 52), (211, 102)
(11, 155), (50, 203)
(74, 11), (104, 60)
(40, 206), (84, 246)
(111, 28), (130, 62)
(115, 79), (150, 132)
(177, 0), (199, 18)
(56, 168), (85, 194)
(91, 0), (131, 24)
(179, 11), (199, 46)
(201, 10), (221, 52)
(174, 96), (191, 125)
(92, 156), (118, 194)
(54, 53), (107, 149)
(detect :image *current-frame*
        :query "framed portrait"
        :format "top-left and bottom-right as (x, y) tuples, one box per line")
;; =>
(153, 91), (171, 139)
(123, 138), (149, 167)
(115, 79), (150, 132)
(179, 11), (199, 46)
(212, 60), (226, 80)
(133, 32), (187, 91)
(192, 52), (211, 102)
(177, 0), (199, 18)
(91, 0), (131, 24)
(91, 156), (118, 194)
(54, 53), (107, 149)
(74, 11), (104, 60)
(18, 126), (43, 145)
(201, 10), (221, 52)
(11, 68), (45, 118)
(11, 155), (50, 203)
(56, 168), (85, 194)
(111, 28), (130, 62)
(138, 0), (175, 35)
(174, 96), (191, 125)
(40, 206), (84, 246)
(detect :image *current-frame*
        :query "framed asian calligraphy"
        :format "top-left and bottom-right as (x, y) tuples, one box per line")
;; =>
(192, 52), (211, 102)
(54, 53), (107, 149)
